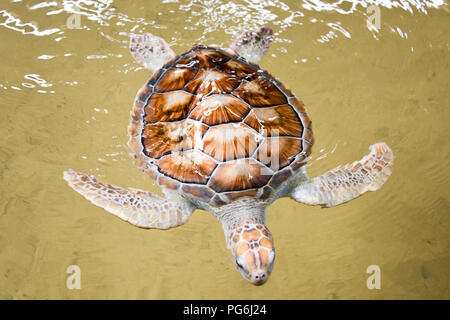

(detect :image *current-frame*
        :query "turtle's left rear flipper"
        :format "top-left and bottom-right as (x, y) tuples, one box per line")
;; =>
(63, 170), (195, 229)
(290, 143), (394, 207)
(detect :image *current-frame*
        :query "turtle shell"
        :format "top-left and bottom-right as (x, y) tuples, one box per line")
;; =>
(128, 45), (313, 206)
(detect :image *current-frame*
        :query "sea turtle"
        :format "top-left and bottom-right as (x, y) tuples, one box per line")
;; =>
(63, 27), (394, 285)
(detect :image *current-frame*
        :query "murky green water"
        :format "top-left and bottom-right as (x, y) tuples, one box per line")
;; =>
(0, 0), (449, 299)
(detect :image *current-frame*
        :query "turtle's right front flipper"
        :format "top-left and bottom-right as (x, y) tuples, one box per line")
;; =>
(63, 170), (195, 229)
(229, 27), (274, 64)
(290, 143), (394, 207)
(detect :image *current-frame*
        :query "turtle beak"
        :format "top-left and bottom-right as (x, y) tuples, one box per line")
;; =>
(234, 247), (275, 285)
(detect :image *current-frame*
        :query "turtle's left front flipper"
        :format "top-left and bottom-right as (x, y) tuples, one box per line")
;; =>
(63, 170), (195, 229)
(290, 143), (394, 207)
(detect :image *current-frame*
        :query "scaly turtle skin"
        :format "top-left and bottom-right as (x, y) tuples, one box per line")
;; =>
(64, 27), (394, 285)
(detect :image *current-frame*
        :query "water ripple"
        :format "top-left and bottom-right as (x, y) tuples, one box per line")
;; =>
(1, 0), (446, 48)
(0, 9), (60, 36)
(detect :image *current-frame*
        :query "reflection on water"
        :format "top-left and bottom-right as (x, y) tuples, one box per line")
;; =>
(1, 1), (445, 42)
(0, 0), (448, 299)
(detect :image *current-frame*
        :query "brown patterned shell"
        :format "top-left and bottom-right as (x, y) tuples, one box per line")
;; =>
(128, 45), (313, 206)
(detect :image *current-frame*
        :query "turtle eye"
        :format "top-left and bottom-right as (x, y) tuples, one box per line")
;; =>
(235, 259), (244, 269)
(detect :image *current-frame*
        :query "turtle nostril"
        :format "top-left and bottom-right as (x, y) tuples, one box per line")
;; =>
(254, 273), (267, 282)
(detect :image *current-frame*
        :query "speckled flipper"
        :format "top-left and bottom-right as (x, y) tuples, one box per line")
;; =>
(229, 27), (274, 64)
(63, 170), (195, 229)
(291, 143), (394, 207)
(130, 33), (176, 75)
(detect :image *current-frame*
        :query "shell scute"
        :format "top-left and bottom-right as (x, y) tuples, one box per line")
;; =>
(211, 194), (228, 206)
(234, 76), (287, 107)
(128, 136), (143, 154)
(290, 154), (308, 171)
(136, 85), (152, 102)
(276, 81), (295, 98)
(131, 100), (145, 121)
(128, 121), (142, 137)
(158, 175), (181, 190)
(144, 91), (196, 123)
(176, 47), (230, 68)
(256, 137), (302, 169)
(289, 97), (307, 114)
(244, 104), (302, 137)
(181, 184), (215, 202)
(155, 68), (198, 92)
(184, 69), (240, 94)
(189, 94), (251, 125)
(202, 123), (261, 162)
(258, 186), (274, 200)
(223, 189), (258, 202)
(142, 119), (207, 159)
(158, 150), (217, 184)
(219, 59), (257, 78)
(269, 168), (293, 189)
(143, 165), (158, 180)
(208, 158), (272, 193)
(303, 128), (314, 145)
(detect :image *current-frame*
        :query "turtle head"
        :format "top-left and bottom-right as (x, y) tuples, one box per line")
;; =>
(227, 223), (275, 285)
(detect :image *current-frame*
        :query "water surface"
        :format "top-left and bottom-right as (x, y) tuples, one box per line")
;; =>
(0, 0), (449, 299)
